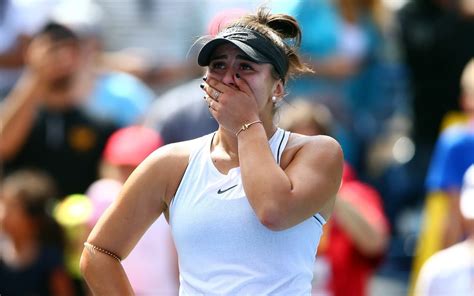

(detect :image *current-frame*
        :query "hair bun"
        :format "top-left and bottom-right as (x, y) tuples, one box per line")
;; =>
(255, 8), (301, 46)
(267, 15), (299, 38)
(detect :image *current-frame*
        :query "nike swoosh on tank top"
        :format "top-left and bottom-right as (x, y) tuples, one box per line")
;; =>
(170, 128), (326, 295)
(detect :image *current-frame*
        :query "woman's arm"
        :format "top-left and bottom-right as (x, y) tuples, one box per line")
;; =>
(238, 129), (343, 230)
(80, 142), (190, 295)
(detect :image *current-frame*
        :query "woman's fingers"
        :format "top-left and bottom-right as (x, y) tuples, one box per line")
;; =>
(204, 95), (217, 110)
(205, 75), (254, 103)
(233, 73), (253, 97)
(201, 82), (222, 102)
(210, 88), (221, 101)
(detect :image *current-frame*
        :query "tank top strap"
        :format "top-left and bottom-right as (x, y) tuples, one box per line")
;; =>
(188, 132), (215, 163)
(268, 128), (291, 165)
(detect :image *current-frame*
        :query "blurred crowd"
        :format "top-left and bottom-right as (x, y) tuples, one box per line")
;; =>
(0, 0), (473, 295)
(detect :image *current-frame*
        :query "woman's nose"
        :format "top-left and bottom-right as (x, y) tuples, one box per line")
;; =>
(222, 68), (237, 86)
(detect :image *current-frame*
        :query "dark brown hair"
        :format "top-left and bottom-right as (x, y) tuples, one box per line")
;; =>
(228, 7), (314, 82)
(1, 169), (65, 249)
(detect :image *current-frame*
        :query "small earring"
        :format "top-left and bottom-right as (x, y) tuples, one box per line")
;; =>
(272, 96), (277, 103)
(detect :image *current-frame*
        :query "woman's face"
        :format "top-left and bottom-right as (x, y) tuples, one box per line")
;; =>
(206, 43), (282, 112)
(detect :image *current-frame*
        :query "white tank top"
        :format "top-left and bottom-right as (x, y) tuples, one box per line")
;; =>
(170, 128), (326, 295)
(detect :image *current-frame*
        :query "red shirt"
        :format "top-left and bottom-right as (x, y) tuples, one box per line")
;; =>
(315, 165), (389, 296)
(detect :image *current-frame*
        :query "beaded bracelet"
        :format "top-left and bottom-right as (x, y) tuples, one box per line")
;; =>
(84, 242), (122, 262)
(235, 120), (263, 137)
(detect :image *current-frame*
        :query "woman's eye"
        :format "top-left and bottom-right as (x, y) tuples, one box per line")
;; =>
(210, 61), (226, 70)
(240, 63), (254, 71)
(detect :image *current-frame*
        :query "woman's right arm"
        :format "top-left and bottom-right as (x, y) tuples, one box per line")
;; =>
(80, 142), (189, 295)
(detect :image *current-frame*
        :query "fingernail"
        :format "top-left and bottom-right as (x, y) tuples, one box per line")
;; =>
(235, 73), (240, 79)
(200, 83), (204, 89)
(203, 76), (207, 81)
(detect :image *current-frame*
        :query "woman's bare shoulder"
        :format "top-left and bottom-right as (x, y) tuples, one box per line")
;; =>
(282, 133), (343, 220)
(143, 137), (206, 203)
(281, 133), (342, 168)
(147, 137), (203, 163)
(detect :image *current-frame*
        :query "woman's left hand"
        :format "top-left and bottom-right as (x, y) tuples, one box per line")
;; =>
(202, 76), (260, 135)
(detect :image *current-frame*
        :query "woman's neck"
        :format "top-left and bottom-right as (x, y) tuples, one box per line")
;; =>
(210, 122), (277, 175)
(213, 120), (277, 158)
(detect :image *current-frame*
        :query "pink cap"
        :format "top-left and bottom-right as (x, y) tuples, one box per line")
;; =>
(103, 126), (163, 166)
(207, 8), (249, 36)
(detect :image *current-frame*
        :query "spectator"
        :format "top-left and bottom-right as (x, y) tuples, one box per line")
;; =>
(414, 164), (474, 295)
(0, 22), (117, 197)
(0, 169), (74, 295)
(410, 58), (474, 290)
(397, 4), (474, 264)
(49, 0), (156, 127)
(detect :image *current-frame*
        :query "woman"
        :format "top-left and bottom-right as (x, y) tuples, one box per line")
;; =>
(80, 7), (343, 294)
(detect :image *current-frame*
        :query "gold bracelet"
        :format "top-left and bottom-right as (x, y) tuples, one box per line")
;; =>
(84, 242), (122, 262)
(235, 120), (263, 136)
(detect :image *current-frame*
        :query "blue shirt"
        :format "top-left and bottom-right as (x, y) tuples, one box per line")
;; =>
(426, 124), (474, 192)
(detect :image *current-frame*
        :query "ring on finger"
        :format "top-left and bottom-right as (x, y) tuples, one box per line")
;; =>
(212, 89), (221, 101)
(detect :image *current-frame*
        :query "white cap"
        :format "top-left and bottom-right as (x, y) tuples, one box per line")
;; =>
(460, 164), (474, 219)
(50, 0), (103, 37)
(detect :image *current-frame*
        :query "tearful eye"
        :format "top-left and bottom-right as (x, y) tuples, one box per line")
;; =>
(210, 61), (226, 70)
(240, 63), (254, 71)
